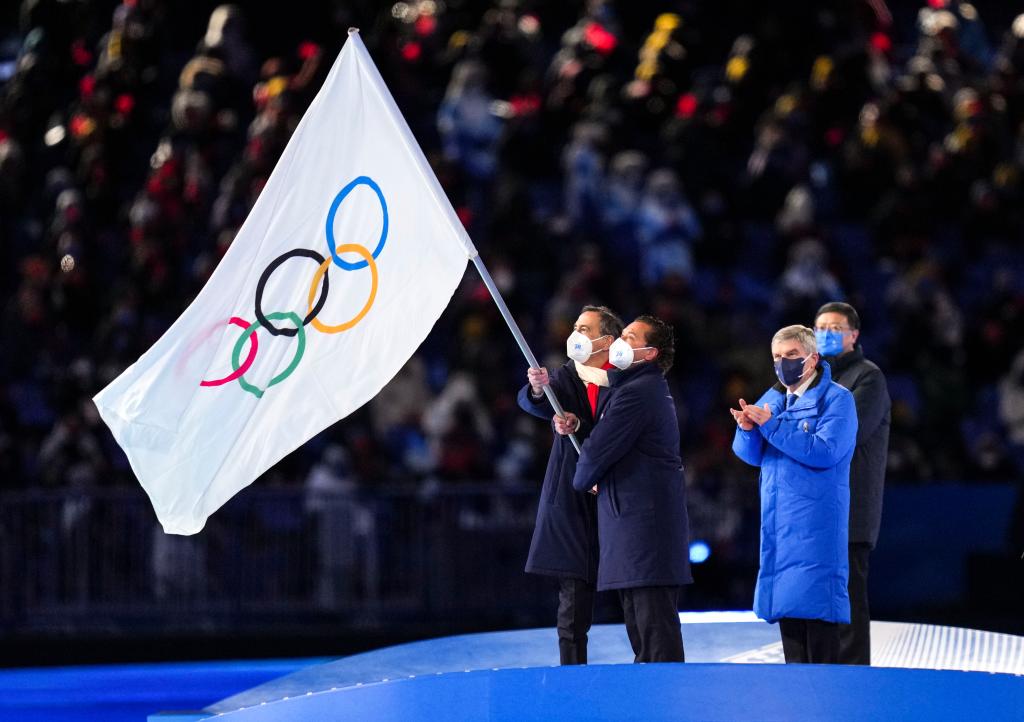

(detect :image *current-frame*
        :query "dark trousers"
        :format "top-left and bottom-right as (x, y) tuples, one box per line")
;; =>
(557, 577), (596, 665)
(619, 586), (684, 663)
(839, 542), (872, 665)
(779, 617), (840, 664)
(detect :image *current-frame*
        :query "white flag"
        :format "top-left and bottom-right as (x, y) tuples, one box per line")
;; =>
(94, 31), (474, 534)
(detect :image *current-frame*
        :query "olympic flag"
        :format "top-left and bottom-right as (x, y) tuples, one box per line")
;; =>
(93, 31), (475, 534)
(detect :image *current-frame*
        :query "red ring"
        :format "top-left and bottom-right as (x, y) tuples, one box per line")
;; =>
(200, 317), (259, 387)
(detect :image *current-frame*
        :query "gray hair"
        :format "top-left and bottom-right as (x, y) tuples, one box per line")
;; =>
(771, 324), (817, 355)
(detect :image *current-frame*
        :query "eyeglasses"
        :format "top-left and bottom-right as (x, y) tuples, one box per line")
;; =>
(815, 324), (849, 333)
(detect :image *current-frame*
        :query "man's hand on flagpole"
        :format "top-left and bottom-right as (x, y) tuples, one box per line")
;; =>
(553, 411), (580, 436)
(527, 367), (549, 398)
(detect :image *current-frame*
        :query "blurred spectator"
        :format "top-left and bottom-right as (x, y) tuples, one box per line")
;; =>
(423, 372), (494, 481)
(999, 349), (1024, 471)
(774, 238), (844, 322)
(438, 60), (503, 184)
(635, 168), (700, 288)
(304, 444), (374, 606)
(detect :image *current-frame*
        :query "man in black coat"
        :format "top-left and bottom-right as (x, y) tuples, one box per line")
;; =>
(814, 302), (891, 665)
(517, 305), (623, 665)
(565, 315), (693, 663)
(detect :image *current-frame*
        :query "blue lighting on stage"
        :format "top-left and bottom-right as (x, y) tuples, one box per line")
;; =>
(689, 540), (711, 564)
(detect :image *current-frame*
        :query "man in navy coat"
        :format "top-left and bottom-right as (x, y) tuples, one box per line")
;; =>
(517, 305), (623, 664)
(565, 315), (693, 663)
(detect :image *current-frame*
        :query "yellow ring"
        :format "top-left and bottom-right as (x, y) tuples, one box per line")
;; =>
(307, 243), (378, 334)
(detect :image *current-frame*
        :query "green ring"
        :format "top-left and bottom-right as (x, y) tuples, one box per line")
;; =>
(231, 311), (306, 398)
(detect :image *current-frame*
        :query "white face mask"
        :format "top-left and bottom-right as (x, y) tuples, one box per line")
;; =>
(566, 331), (611, 363)
(608, 338), (653, 369)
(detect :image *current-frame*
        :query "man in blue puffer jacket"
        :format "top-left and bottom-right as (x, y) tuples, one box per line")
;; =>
(731, 324), (857, 664)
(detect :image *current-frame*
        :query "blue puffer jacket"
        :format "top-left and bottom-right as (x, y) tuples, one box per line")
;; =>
(732, 361), (857, 624)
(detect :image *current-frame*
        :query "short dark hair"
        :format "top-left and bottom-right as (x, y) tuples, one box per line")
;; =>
(581, 305), (624, 339)
(815, 301), (861, 330)
(634, 314), (674, 374)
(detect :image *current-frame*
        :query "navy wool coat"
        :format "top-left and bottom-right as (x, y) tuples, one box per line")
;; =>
(517, 361), (605, 582)
(571, 362), (693, 592)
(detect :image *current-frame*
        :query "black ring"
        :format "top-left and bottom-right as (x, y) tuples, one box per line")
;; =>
(254, 249), (330, 337)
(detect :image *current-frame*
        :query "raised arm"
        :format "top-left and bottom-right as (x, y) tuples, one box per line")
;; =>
(517, 382), (554, 420)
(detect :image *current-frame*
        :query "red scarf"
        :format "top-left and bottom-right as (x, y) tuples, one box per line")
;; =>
(586, 362), (615, 418)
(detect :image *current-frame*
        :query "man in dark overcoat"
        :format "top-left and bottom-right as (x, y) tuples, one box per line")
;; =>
(814, 302), (890, 665)
(517, 304), (623, 664)
(567, 315), (692, 663)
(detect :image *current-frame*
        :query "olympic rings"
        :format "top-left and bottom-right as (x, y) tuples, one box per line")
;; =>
(307, 243), (378, 334)
(200, 317), (259, 387)
(254, 249), (330, 337)
(196, 175), (387, 397)
(325, 176), (388, 271)
(230, 312), (306, 399)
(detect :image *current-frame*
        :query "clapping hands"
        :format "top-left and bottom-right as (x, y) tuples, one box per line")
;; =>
(729, 398), (773, 429)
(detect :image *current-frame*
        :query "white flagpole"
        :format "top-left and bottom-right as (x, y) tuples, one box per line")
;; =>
(469, 254), (583, 454)
(468, 253), (581, 450)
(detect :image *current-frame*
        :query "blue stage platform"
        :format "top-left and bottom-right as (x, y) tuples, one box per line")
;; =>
(196, 614), (1023, 722)
(4, 615), (1021, 722)
(203, 664), (1024, 722)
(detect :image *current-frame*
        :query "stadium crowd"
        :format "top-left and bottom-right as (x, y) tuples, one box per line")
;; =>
(2, 0), (1024, 574)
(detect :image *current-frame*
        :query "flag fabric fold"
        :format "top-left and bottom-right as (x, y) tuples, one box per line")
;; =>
(94, 31), (474, 534)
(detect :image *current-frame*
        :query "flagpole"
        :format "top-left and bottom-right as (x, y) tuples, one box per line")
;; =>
(469, 254), (582, 455)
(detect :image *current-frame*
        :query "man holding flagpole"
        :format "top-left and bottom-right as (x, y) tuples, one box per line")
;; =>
(567, 315), (693, 663)
(517, 305), (623, 665)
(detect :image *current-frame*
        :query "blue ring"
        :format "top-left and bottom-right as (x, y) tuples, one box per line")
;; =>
(325, 176), (388, 271)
